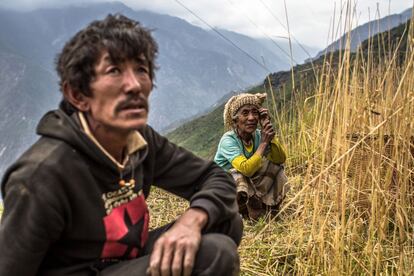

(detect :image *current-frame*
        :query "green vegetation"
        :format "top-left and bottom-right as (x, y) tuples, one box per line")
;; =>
(166, 104), (224, 159)
(166, 85), (266, 159)
(164, 18), (414, 275)
(165, 36), (335, 160)
(167, 20), (411, 161)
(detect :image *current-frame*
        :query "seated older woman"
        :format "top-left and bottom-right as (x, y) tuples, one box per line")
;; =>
(214, 93), (288, 220)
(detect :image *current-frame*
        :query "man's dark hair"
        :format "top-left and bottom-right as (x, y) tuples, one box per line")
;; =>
(56, 13), (158, 97)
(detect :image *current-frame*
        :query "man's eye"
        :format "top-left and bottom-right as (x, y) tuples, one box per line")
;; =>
(242, 111), (249, 116)
(136, 66), (149, 74)
(107, 67), (121, 74)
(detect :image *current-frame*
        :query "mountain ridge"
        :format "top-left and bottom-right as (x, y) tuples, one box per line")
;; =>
(314, 7), (412, 59)
(0, 1), (297, 130)
(166, 19), (412, 159)
(0, 1), (307, 177)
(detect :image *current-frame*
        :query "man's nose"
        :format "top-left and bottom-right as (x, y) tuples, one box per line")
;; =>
(123, 68), (141, 93)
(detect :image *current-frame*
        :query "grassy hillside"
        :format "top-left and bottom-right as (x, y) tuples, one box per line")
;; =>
(166, 85), (266, 158)
(166, 18), (414, 275)
(360, 19), (411, 64)
(166, 104), (224, 159)
(166, 48), (332, 161)
(167, 20), (411, 163)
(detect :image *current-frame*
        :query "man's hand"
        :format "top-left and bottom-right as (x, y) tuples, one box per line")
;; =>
(148, 208), (208, 276)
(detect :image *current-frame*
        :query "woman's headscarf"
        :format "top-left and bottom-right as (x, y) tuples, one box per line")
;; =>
(223, 93), (267, 131)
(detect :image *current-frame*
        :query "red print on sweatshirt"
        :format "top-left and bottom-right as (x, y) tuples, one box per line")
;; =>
(101, 194), (149, 259)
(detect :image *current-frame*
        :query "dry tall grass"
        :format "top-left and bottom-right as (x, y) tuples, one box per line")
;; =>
(247, 16), (414, 276)
(1, 4), (413, 276)
(148, 9), (414, 276)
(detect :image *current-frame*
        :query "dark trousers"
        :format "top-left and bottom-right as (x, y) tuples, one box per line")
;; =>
(98, 213), (243, 276)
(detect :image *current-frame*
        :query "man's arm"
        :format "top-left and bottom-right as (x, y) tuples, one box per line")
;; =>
(0, 168), (64, 276)
(148, 208), (208, 276)
(142, 126), (238, 276)
(144, 126), (238, 229)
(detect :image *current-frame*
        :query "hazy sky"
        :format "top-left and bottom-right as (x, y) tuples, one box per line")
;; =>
(0, 0), (412, 48)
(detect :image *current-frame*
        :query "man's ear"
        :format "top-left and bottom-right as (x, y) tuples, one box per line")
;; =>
(62, 82), (90, 112)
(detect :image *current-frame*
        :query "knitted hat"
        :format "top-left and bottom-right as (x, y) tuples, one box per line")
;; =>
(223, 93), (267, 131)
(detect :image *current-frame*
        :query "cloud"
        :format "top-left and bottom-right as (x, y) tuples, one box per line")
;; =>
(0, 0), (411, 48)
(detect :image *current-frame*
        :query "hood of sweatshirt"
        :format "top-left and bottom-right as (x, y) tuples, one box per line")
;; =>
(36, 106), (148, 176)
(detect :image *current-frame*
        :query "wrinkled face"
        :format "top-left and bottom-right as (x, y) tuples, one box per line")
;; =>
(235, 104), (259, 135)
(85, 52), (153, 132)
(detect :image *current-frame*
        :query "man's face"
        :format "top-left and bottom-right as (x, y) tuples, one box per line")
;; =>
(235, 104), (259, 135)
(85, 52), (153, 132)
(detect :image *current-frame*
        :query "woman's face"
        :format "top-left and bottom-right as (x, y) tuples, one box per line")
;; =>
(235, 104), (260, 136)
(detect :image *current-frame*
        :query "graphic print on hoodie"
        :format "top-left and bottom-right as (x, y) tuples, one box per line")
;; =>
(101, 187), (149, 259)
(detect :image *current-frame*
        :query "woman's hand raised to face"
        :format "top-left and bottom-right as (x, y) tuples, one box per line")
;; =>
(258, 108), (270, 125)
(260, 119), (275, 144)
(259, 108), (275, 144)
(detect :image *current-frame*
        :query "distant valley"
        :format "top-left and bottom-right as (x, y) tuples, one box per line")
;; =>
(0, 1), (316, 176)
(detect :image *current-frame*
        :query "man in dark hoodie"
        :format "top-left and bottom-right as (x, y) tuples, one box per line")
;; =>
(0, 14), (242, 276)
